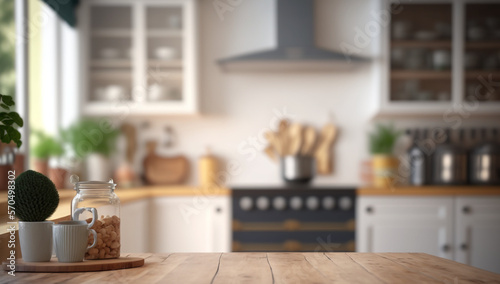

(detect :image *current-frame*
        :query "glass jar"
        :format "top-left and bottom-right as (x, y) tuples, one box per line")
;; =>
(71, 177), (121, 260)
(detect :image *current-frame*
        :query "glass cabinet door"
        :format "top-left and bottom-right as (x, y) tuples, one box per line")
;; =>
(464, 3), (500, 103)
(389, 4), (452, 102)
(88, 5), (133, 103)
(145, 4), (184, 103)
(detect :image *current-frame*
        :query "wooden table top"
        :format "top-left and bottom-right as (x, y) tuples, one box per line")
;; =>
(2, 253), (499, 283)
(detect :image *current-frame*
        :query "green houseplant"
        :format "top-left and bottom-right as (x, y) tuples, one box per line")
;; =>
(62, 119), (119, 181)
(31, 131), (64, 176)
(369, 124), (401, 187)
(0, 94), (23, 192)
(31, 131), (68, 188)
(0, 94), (23, 147)
(14, 170), (60, 261)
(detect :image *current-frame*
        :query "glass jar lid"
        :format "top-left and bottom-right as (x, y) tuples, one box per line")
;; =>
(71, 175), (116, 191)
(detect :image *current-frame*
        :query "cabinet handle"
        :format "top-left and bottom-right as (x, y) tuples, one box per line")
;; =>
(462, 206), (471, 214)
(366, 206), (374, 214)
(461, 243), (468, 251)
(442, 244), (450, 252)
(216, 207), (222, 213)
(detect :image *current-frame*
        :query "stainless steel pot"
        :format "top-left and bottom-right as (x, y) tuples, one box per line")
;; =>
(281, 156), (315, 184)
(432, 129), (468, 185)
(470, 129), (500, 185)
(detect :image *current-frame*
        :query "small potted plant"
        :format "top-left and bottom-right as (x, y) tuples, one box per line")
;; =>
(14, 170), (59, 262)
(31, 131), (65, 183)
(62, 119), (119, 181)
(369, 124), (401, 187)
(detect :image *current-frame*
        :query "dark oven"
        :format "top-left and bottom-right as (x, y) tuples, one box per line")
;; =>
(232, 187), (356, 252)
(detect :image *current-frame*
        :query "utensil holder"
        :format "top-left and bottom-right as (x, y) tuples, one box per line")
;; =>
(281, 156), (315, 184)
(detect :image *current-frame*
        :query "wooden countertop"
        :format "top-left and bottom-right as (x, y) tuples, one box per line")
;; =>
(0, 186), (230, 257)
(3, 253), (499, 283)
(358, 186), (500, 196)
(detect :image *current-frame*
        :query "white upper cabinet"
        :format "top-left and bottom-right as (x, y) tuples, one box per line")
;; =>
(377, 0), (500, 117)
(79, 0), (198, 116)
(455, 196), (500, 274)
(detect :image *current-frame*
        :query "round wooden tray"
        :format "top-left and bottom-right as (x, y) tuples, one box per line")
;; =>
(2, 257), (144, 273)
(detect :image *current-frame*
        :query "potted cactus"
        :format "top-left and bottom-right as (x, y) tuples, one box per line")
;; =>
(14, 170), (59, 261)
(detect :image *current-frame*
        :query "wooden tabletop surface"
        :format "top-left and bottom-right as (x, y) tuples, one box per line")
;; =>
(2, 253), (499, 283)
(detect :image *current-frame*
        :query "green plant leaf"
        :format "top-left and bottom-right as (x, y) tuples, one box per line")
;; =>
(7, 128), (20, 142)
(0, 103), (9, 110)
(1, 95), (14, 106)
(1, 132), (11, 144)
(369, 123), (401, 155)
(1, 119), (14, 126)
(61, 119), (120, 158)
(31, 130), (65, 159)
(7, 112), (23, 127)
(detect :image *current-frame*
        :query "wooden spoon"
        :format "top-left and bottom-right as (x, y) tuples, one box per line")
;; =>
(287, 123), (303, 156)
(277, 119), (289, 155)
(314, 123), (337, 175)
(265, 131), (283, 157)
(300, 126), (317, 156)
(263, 145), (277, 162)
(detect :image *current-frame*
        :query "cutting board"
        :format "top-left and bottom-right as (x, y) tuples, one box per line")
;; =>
(143, 141), (189, 185)
(2, 257), (144, 273)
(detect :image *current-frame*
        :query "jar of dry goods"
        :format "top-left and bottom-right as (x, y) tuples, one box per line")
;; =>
(71, 176), (121, 260)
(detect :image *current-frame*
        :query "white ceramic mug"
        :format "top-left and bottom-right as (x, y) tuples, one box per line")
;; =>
(54, 220), (97, 263)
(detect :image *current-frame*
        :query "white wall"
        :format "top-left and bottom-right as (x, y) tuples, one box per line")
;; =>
(123, 0), (382, 187)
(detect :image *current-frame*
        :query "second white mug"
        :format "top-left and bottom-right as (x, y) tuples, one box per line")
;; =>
(54, 220), (97, 263)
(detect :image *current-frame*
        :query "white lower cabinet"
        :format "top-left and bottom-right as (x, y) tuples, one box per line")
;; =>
(455, 196), (500, 274)
(121, 196), (231, 253)
(357, 197), (454, 260)
(121, 199), (150, 253)
(357, 195), (500, 273)
(150, 196), (231, 253)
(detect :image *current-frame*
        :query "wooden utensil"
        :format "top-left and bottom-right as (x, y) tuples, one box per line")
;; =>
(314, 123), (337, 175)
(300, 126), (317, 156)
(287, 123), (303, 156)
(263, 145), (278, 162)
(143, 141), (189, 185)
(277, 119), (289, 155)
(265, 131), (283, 157)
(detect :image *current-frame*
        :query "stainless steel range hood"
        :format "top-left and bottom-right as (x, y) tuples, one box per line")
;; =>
(218, 0), (368, 72)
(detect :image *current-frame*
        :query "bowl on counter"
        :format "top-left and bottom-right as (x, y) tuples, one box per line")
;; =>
(155, 47), (177, 60)
(94, 85), (127, 101)
(99, 48), (120, 59)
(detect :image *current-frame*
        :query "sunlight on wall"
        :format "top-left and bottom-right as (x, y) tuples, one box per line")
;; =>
(29, 0), (42, 168)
